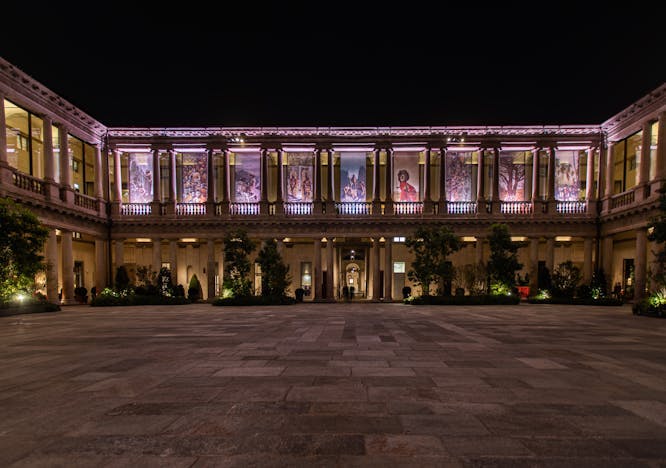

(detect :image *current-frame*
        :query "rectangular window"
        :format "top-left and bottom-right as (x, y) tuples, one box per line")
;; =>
(393, 262), (405, 273)
(301, 262), (312, 296)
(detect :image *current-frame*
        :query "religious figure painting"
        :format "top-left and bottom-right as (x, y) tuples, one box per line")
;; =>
(128, 153), (153, 203)
(181, 153), (208, 203)
(555, 151), (580, 201)
(233, 153), (261, 203)
(287, 153), (313, 203)
(340, 152), (367, 202)
(393, 152), (420, 202)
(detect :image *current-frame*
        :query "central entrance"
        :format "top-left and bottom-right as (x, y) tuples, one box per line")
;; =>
(339, 241), (369, 299)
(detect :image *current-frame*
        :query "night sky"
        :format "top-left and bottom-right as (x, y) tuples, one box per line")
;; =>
(1, 4), (664, 128)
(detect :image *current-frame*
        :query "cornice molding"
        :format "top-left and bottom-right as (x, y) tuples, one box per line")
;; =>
(602, 83), (666, 139)
(0, 57), (107, 142)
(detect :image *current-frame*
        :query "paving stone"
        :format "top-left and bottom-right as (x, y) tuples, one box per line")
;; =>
(2, 302), (666, 465)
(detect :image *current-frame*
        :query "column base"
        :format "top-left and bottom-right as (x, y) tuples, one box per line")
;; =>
(313, 201), (323, 215)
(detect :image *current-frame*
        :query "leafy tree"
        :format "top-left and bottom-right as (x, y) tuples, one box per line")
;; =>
(157, 267), (174, 296)
(551, 260), (582, 298)
(487, 223), (522, 292)
(223, 229), (257, 297)
(648, 189), (666, 289)
(115, 265), (131, 291)
(405, 225), (462, 296)
(257, 239), (291, 297)
(590, 268), (608, 299)
(0, 198), (48, 302)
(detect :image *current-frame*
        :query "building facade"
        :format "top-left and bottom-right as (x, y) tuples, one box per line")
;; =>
(1, 56), (665, 303)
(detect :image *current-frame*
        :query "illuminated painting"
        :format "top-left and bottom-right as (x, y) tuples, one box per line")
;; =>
(499, 152), (526, 201)
(233, 152), (261, 202)
(128, 153), (153, 203)
(393, 152), (420, 202)
(340, 152), (367, 202)
(181, 153), (208, 203)
(556, 150), (580, 201)
(286, 153), (313, 202)
(446, 152), (472, 201)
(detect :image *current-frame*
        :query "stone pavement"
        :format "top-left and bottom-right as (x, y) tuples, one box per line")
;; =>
(1, 302), (666, 467)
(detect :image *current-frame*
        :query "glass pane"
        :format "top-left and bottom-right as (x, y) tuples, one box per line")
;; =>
(84, 143), (95, 196)
(30, 115), (44, 178)
(340, 152), (368, 202)
(499, 151), (527, 201)
(69, 135), (84, 192)
(52, 125), (60, 182)
(232, 152), (261, 202)
(650, 121), (658, 181)
(625, 131), (641, 190)
(4, 100), (30, 173)
(611, 141), (624, 194)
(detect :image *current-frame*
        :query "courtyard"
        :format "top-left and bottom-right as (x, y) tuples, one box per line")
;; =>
(1, 302), (666, 466)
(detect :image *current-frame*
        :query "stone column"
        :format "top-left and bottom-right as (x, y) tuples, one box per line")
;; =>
(326, 148), (335, 214)
(384, 238), (393, 301)
(635, 228), (647, 301)
(207, 239), (216, 300)
(260, 148), (269, 215)
(42, 116), (59, 200)
(372, 238), (381, 300)
(95, 238), (107, 292)
(531, 148), (540, 212)
(94, 144), (104, 199)
(152, 238), (162, 274)
(114, 239), (124, 275)
(604, 144), (614, 198)
(491, 148), (500, 214)
(656, 111), (666, 183)
(547, 146), (556, 212)
(439, 147), (447, 214)
(275, 148), (284, 214)
(314, 148), (323, 214)
(206, 148), (216, 216)
(313, 238), (322, 301)
(639, 122), (652, 188)
(59, 125), (74, 204)
(61, 230), (74, 304)
(326, 238), (334, 301)
(218, 149), (229, 216)
(602, 236), (614, 287)
(475, 236), (484, 266)
(372, 148), (381, 214)
(151, 148), (161, 215)
(170, 240), (178, 286)
(0, 91), (10, 187)
(545, 237), (555, 273)
(113, 149), (122, 204)
(423, 147), (432, 213)
(583, 237), (594, 283)
(168, 149), (177, 215)
(528, 238), (539, 291)
(477, 149), (485, 212)
(46, 229), (59, 303)
(385, 148), (393, 213)
(586, 148), (596, 214)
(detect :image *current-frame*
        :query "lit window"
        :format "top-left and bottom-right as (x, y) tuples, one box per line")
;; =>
(393, 236), (406, 243)
(393, 262), (406, 273)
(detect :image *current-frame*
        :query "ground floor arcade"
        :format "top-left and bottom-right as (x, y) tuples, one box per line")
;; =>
(37, 228), (656, 303)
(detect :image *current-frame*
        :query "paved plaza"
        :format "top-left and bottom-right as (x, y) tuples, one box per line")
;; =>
(2, 302), (666, 466)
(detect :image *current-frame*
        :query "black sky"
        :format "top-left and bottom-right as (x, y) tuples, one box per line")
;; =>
(1, 3), (664, 127)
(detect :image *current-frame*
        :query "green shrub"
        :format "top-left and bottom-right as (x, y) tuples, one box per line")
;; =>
(90, 294), (190, 307)
(527, 296), (623, 306)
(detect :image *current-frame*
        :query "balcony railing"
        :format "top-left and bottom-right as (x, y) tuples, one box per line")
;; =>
(12, 171), (45, 195)
(284, 202), (313, 215)
(336, 202), (372, 215)
(230, 202), (260, 215)
(121, 203), (152, 215)
(447, 201), (477, 214)
(176, 203), (206, 216)
(500, 201), (533, 214)
(393, 202), (423, 215)
(556, 200), (587, 214)
(610, 191), (635, 209)
(74, 192), (99, 211)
